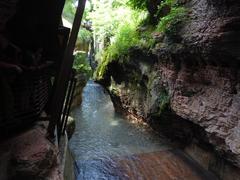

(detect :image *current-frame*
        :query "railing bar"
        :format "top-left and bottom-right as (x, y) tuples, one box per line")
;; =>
(62, 77), (77, 135)
(60, 78), (74, 133)
(59, 72), (75, 137)
(47, 0), (87, 139)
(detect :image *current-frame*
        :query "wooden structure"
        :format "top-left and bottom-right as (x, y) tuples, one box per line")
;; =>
(47, 0), (87, 139)
(0, 64), (53, 129)
(0, 0), (87, 140)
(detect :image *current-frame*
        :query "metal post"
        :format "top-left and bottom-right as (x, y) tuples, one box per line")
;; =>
(59, 69), (75, 136)
(59, 73), (73, 135)
(47, 0), (87, 138)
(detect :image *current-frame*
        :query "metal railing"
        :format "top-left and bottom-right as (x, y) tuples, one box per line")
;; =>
(0, 0), (87, 142)
(47, 0), (87, 140)
(58, 69), (77, 139)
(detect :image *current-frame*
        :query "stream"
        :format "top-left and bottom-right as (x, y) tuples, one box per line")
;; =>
(69, 81), (217, 180)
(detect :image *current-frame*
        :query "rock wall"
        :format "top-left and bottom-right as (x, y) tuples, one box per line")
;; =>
(71, 74), (88, 110)
(98, 0), (240, 178)
(0, 122), (62, 180)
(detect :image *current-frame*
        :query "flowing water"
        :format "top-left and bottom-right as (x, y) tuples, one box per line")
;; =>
(69, 81), (217, 180)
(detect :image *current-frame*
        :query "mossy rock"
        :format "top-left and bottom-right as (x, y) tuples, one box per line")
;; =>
(66, 116), (75, 139)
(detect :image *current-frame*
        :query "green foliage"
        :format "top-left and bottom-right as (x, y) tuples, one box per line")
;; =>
(161, 0), (176, 6)
(93, 0), (188, 80)
(127, 0), (147, 10)
(88, 0), (140, 42)
(158, 88), (170, 114)
(149, 88), (170, 117)
(138, 14), (151, 26)
(62, 0), (93, 47)
(62, 0), (76, 23)
(94, 55), (110, 80)
(77, 28), (92, 44)
(156, 6), (188, 35)
(95, 23), (140, 80)
(92, 1), (147, 80)
(138, 26), (156, 49)
(105, 24), (140, 60)
(73, 51), (92, 79)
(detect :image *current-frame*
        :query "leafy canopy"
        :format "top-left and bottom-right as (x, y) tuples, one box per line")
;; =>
(127, 0), (147, 10)
(62, 0), (188, 80)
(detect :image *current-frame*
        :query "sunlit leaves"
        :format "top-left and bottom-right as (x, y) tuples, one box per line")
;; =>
(62, 0), (76, 23)
(77, 28), (92, 43)
(156, 7), (188, 35)
(73, 51), (92, 78)
(88, 0), (135, 40)
(127, 0), (147, 10)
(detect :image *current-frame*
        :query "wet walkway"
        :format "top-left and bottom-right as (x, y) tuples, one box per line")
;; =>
(69, 81), (217, 180)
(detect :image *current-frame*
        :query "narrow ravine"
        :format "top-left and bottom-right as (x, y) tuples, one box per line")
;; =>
(69, 81), (217, 180)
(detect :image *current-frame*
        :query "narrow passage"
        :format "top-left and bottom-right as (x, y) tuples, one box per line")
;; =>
(69, 81), (216, 180)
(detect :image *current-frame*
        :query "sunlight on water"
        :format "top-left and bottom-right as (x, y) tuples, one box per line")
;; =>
(69, 80), (171, 179)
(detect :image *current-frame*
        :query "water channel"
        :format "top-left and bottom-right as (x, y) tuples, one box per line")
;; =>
(69, 81), (217, 180)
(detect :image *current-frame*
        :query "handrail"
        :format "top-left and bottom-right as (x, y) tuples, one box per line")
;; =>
(47, 0), (87, 138)
(61, 71), (77, 135)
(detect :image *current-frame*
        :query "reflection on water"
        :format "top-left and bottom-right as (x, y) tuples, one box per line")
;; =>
(69, 81), (170, 178)
(69, 81), (216, 180)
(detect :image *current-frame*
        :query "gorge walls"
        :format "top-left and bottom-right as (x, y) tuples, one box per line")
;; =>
(97, 0), (240, 178)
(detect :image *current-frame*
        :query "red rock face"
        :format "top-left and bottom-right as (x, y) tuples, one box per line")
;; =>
(158, 0), (240, 166)
(107, 57), (240, 168)
(0, 122), (61, 179)
(100, 0), (240, 174)
(158, 61), (240, 167)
